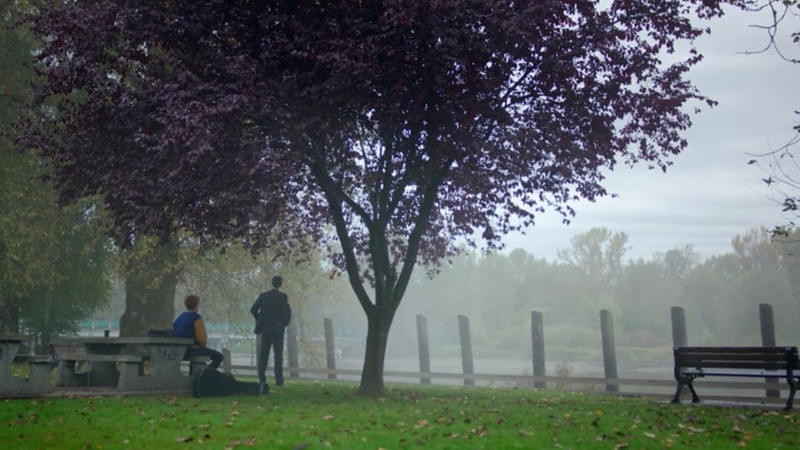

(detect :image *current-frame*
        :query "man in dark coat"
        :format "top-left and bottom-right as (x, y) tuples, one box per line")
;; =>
(250, 275), (291, 395)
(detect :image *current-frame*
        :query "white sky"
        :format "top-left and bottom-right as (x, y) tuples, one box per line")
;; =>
(500, 5), (799, 261)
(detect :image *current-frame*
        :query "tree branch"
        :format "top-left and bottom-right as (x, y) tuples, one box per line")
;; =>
(392, 159), (451, 306)
(308, 159), (375, 316)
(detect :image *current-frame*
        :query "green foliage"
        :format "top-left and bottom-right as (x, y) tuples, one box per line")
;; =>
(0, 1), (111, 337)
(1, 382), (799, 449)
(0, 141), (113, 337)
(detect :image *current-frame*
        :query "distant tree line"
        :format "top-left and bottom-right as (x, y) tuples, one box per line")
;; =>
(388, 227), (800, 359)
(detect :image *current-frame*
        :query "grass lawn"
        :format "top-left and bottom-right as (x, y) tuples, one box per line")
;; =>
(2, 380), (799, 449)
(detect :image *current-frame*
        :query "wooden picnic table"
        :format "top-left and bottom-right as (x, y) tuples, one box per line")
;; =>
(51, 336), (203, 392)
(0, 335), (54, 396)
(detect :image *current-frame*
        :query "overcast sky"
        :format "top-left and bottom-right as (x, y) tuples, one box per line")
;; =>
(500, 5), (799, 262)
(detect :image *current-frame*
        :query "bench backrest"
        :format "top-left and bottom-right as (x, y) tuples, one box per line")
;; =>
(674, 346), (799, 372)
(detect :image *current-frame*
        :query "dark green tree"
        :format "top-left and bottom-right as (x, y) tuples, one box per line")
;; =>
(1, 1), (111, 338)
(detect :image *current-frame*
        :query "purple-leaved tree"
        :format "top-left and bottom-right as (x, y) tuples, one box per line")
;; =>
(22, 0), (747, 394)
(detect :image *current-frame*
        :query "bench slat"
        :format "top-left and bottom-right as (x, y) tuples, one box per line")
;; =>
(57, 353), (143, 363)
(676, 346), (794, 354)
(13, 355), (53, 364)
(686, 371), (789, 379)
(679, 360), (789, 370)
(678, 353), (791, 362)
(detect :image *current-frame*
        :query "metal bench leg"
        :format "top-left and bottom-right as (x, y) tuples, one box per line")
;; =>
(671, 380), (685, 404)
(785, 378), (797, 411)
(687, 380), (700, 403)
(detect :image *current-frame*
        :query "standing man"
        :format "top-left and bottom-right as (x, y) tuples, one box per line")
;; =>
(251, 275), (291, 395)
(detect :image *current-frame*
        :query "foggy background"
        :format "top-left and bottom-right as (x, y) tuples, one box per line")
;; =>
(82, 226), (800, 388)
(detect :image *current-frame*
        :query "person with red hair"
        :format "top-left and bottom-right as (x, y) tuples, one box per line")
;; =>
(173, 294), (224, 370)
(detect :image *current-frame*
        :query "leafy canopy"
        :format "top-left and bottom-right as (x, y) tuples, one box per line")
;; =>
(23, 0), (747, 296)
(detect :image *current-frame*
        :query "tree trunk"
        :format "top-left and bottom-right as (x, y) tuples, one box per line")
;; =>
(359, 303), (396, 396)
(119, 240), (180, 337)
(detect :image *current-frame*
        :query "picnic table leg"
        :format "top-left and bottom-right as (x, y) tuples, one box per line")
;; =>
(116, 361), (143, 390)
(145, 345), (189, 391)
(57, 360), (87, 387)
(0, 343), (18, 384)
(117, 345), (188, 392)
(0, 343), (20, 394)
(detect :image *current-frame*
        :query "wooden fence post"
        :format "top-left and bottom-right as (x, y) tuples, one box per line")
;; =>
(600, 309), (619, 393)
(324, 317), (336, 380)
(458, 315), (475, 386)
(671, 306), (688, 348)
(417, 314), (431, 385)
(531, 311), (546, 388)
(759, 303), (780, 399)
(222, 348), (232, 374)
(287, 322), (299, 379)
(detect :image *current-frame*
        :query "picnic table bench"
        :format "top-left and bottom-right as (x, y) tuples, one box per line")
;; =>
(51, 336), (206, 393)
(1, 335), (55, 396)
(673, 346), (800, 410)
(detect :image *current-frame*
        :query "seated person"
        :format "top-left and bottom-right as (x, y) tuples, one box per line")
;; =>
(173, 294), (223, 370)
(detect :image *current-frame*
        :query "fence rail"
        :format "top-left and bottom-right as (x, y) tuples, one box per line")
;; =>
(234, 302), (797, 406)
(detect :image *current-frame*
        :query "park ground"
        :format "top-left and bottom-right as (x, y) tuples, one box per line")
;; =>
(1, 381), (799, 449)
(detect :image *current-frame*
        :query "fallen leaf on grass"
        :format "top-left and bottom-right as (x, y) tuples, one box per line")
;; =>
(644, 432), (656, 439)
(175, 436), (193, 443)
(322, 415), (335, 421)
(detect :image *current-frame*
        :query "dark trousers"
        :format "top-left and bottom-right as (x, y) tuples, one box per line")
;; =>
(187, 346), (224, 369)
(257, 330), (285, 385)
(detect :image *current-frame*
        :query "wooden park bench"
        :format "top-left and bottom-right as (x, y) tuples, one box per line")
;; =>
(672, 346), (800, 410)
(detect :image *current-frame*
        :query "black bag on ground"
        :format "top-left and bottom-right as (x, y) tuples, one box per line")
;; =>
(191, 368), (259, 397)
